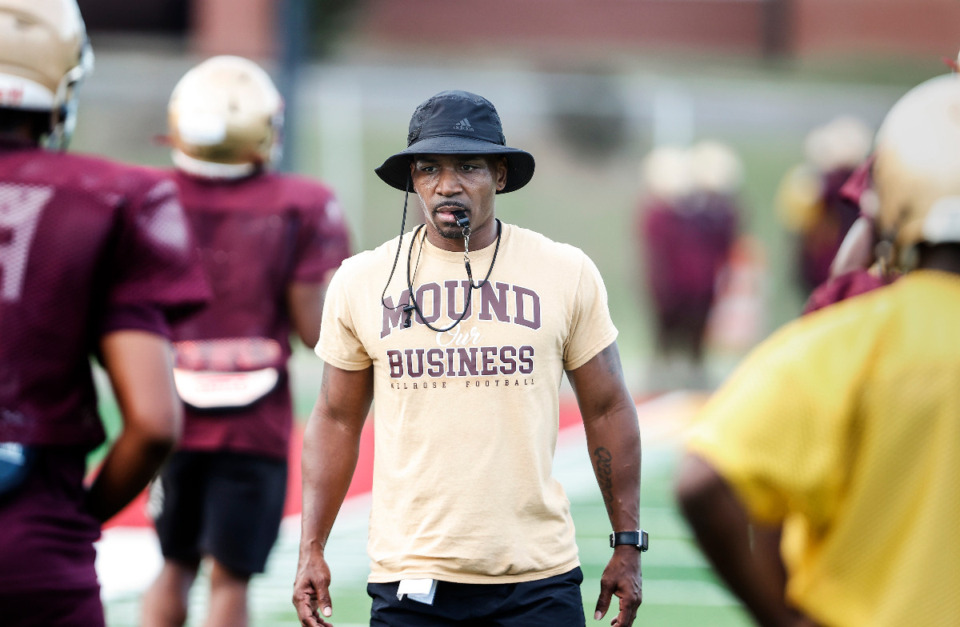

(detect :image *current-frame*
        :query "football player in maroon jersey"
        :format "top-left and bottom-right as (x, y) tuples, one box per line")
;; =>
(800, 156), (896, 314)
(776, 116), (873, 300)
(802, 50), (960, 314)
(140, 56), (351, 627)
(636, 142), (740, 390)
(0, 1), (210, 625)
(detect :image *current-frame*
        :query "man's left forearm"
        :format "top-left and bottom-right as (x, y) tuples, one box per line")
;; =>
(583, 405), (641, 530)
(568, 343), (642, 531)
(568, 343), (644, 625)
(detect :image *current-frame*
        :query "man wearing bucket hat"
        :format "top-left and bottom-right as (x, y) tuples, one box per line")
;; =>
(293, 90), (645, 626)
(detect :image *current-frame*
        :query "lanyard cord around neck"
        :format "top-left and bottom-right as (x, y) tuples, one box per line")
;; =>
(380, 179), (414, 313)
(403, 219), (503, 332)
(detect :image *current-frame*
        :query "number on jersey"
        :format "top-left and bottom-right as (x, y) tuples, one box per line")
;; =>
(0, 184), (53, 302)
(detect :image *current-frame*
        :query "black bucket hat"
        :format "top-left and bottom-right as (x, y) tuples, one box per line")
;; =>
(375, 90), (535, 194)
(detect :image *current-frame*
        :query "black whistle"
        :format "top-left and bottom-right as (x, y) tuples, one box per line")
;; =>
(453, 210), (470, 229)
(403, 304), (415, 328)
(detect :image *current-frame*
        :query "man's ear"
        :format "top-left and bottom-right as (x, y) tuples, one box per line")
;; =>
(496, 157), (508, 191)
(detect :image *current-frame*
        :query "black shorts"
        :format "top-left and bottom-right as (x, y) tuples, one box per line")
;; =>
(368, 567), (585, 627)
(152, 450), (287, 577)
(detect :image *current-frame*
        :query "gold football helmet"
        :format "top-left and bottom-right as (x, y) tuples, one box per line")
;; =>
(689, 140), (743, 195)
(873, 73), (960, 268)
(641, 145), (693, 202)
(804, 115), (873, 174)
(0, 0), (93, 149)
(168, 55), (283, 178)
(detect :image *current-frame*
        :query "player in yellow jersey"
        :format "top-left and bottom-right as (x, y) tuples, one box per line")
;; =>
(675, 72), (960, 627)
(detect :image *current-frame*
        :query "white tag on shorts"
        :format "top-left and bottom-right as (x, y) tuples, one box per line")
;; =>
(396, 578), (437, 605)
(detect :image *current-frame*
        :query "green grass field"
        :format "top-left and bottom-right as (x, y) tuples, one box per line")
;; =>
(101, 441), (757, 627)
(98, 379), (754, 627)
(255, 442), (755, 627)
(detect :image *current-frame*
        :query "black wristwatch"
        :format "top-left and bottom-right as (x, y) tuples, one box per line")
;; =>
(610, 530), (649, 552)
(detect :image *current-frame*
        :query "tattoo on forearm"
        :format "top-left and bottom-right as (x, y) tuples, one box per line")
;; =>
(593, 447), (615, 514)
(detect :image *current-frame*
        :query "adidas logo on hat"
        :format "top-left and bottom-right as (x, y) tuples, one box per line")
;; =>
(453, 118), (474, 132)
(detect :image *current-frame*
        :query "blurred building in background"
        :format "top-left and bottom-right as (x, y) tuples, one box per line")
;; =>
(71, 0), (958, 383)
(79, 0), (960, 60)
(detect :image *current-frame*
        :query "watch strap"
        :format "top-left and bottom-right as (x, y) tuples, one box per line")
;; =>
(610, 529), (649, 551)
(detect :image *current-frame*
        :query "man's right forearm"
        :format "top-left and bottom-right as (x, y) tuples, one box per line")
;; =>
(299, 406), (364, 555)
(675, 454), (799, 627)
(91, 330), (181, 523)
(86, 426), (175, 523)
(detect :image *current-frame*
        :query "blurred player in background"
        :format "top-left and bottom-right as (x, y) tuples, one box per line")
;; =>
(804, 51), (960, 314)
(636, 141), (741, 390)
(675, 73), (960, 627)
(0, 1), (210, 625)
(140, 56), (351, 627)
(776, 115), (873, 299)
(799, 156), (895, 314)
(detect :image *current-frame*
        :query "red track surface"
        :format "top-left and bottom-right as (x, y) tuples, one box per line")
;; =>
(104, 402), (587, 530)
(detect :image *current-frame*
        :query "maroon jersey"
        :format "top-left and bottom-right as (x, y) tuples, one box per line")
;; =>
(802, 157), (889, 315)
(0, 144), (208, 596)
(0, 146), (209, 449)
(169, 170), (350, 460)
(797, 167), (861, 293)
(639, 192), (739, 322)
(802, 269), (892, 315)
(839, 156), (874, 209)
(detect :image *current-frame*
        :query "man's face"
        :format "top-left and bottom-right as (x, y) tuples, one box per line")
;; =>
(411, 154), (507, 247)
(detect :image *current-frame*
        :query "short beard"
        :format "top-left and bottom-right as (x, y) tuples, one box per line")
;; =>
(437, 224), (464, 240)
(417, 195), (466, 240)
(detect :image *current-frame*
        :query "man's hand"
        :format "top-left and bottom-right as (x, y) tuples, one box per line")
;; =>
(292, 551), (335, 627)
(594, 546), (642, 626)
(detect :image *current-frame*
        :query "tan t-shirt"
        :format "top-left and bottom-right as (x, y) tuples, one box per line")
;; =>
(317, 222), (618, 584)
